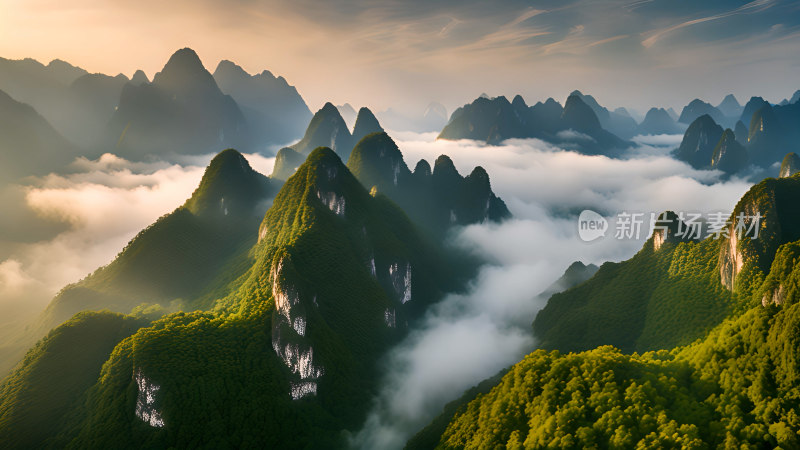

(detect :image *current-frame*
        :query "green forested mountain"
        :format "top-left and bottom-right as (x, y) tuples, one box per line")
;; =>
(37, 148), (278, 334)
(0, 147), (466, 449)
(411, 174), (800, 449)
(0, 312), (150, 449)
(347, 131), (510, 236)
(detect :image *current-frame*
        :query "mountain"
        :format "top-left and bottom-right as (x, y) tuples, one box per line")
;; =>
(271, 147), (306, 181)
(0, 146), (465, 448)
(130, 69), (148, 85)
(421, 102), (448, 132)
(347, 131), (510, 236)
(62, 72), (129, 147)
(337, 103), (357, 128)
(0, 56), (130, 148)
(637, 107), (682, 135)
(678, 98), (726, 125)
(37, 149), (278, 333)
(438, 95), (526, 144)
(536, 261), (599, 301)
(107, 48), (251, 158)
(213, 60), (311, 147)
(789, 90), (800, 105)
(780, 153), (800, 178)
(289, 102), (353, 159)
(0, 312), (150, 449)
(569, 90), (639, 139)
(0, 88), (77, 183)
(674, 114), (724, 169)
(716, 93), (743, 118)
(559, 94), (630, 155)
(734, 120), (748, 144)
(350, 107), (384, 145)
(417, 176), (800, 448)
(739, 96), (770, 127)
(746, 102), (800, 167)
(438, 94), (630, 155)
(710, 129), (748, 174)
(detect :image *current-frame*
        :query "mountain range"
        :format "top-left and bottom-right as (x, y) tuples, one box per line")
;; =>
(0, 110), (511, 446)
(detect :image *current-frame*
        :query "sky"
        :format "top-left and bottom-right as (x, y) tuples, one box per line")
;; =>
(1, 0), (800, 115)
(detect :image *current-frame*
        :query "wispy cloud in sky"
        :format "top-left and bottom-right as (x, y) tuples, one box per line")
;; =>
(0, 0), (799, 117)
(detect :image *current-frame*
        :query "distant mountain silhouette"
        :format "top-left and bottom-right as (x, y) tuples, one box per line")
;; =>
(438, 94), (630, 156)
(0, 88), (77, 183)
(678, 99), (726, 126)
(107, 48), (251, 158)
(638, 108), (682, 135)
(213, 60), (311, 148)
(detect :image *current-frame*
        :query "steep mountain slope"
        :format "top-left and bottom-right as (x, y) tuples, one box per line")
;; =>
(710, 129), (748, 174)
(747, 102), (800, 167)
(0, 88), (77, 183)
(213, 60), (311, 147)
(351, 107), (384, 145)
(347, 131), (510, 236)
(739, 96), (770, 128)
(38, 149), (277, 332)
(0, 312), (149, 449)
(289, 102), (353, 159)
(271, 147), (307, 180)
(107, 48), (251, 158)
(569, 90), (639, 139)
(674, 114), (724, 169)
(780, 153), (800, 178)
(0, 147), (462, 448)
(717, 93), (743, 118)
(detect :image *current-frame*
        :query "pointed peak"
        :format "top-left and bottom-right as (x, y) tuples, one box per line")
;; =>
(163, 48), (204, 71)
(153, 48), (219, 96)
(213, 59), (249, 78)
(184, 149), (269, 217)
(413, 159), (432, 177)
(467, 165), (489, 181)
(352, 107), (384, 142)
(433, 155), (458, 176)
(131, 69), (149, 85)
(780, 153), (800, 178)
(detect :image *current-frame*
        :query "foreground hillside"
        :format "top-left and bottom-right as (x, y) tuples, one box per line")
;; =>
(410, 174), (800, 448)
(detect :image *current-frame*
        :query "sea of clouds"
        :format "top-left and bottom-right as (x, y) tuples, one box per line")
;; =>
(350, 131), (753, 449)
(0, 132), (755, 447)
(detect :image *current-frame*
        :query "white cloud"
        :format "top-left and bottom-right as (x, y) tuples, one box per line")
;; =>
(351, 133), (753, 449)
(0, 152), (270, 319)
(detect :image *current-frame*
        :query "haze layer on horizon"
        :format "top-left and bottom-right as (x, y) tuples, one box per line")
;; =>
(1, 0), (799, 114)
